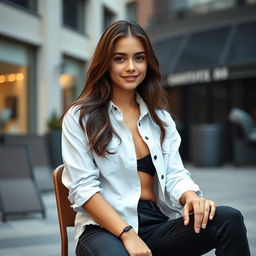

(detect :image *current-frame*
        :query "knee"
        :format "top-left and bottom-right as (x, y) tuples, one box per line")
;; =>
(216, 206), (243, 221)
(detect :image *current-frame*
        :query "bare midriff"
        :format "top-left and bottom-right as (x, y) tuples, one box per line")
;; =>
(138, 171), (156, 202)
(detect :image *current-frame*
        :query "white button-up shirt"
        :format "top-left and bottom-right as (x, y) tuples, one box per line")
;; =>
(62, 93), (202, 244)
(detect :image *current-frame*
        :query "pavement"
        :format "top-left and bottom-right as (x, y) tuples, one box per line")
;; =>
(0, 164), (255, 256)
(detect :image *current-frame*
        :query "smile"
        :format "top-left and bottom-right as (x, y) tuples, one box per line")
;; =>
(122, 75), (139, 81)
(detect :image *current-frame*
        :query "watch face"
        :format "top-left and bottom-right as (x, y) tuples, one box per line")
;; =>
(124, 226), (132, 232)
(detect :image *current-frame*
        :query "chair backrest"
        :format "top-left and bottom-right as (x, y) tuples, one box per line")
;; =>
(53, 165), (76, 256)
(0, 145), (34, 179)
(4, 135), (50, 166)
(228, 108), (255, 139)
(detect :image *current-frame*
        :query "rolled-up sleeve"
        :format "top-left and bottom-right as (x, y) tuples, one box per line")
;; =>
(61, 107), (102, 212)
(163, 112), (202, 209)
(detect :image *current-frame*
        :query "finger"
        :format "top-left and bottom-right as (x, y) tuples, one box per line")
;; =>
(183, 204), (190, 226)
(194, 199), (204, 233)
(202, 200), (210, 229)
(209, 201), (216, 220)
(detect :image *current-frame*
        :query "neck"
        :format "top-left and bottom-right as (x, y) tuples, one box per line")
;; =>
(112, 89), (137, 110)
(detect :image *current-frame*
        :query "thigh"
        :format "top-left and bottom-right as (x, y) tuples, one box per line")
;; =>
(139, 205), (218, 256)
(140, 206), (247, 256)
(76, 225), (129, 256)
(145, 216), (214, 256)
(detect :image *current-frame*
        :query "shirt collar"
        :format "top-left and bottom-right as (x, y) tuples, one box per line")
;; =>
(108, 92), (150, 120)
(135, 93), (149, 120)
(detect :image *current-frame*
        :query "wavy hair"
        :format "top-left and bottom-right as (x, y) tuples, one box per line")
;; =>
(62, 20), (168, 157)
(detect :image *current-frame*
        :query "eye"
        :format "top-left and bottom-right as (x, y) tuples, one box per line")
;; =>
(114, 56), (125, 63)
(135, 55), (145, 62)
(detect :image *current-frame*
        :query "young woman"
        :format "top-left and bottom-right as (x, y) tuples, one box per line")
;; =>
(61, 20), (251, 256)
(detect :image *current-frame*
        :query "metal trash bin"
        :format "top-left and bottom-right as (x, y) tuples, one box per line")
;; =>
(190, 124), (224, 166)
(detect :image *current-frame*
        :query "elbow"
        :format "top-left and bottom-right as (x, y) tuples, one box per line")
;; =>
(68, 179), (102, 212)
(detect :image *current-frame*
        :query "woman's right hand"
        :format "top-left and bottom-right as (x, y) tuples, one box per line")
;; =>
(120, 229), (152, 256)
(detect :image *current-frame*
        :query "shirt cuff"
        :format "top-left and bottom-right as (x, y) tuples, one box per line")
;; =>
(70, 187), (103, 212)
(171, 182), (203, 209)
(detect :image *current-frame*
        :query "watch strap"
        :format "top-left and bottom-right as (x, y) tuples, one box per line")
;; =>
(118, 225), (133, 238)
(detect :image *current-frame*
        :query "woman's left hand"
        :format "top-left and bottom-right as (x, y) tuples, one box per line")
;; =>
(181, 191), (216, 233)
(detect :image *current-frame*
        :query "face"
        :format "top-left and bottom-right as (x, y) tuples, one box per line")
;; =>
(109, 36), (147, 92)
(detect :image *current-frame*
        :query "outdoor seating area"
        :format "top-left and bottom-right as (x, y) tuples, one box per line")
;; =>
(0, 111), (255, 255)
(0, 164), (255, 256)
(0, 131), (255, 255)
(0, 134), (62, 222)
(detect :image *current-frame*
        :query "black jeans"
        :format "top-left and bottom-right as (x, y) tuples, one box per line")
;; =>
(76, 200), (251, 256)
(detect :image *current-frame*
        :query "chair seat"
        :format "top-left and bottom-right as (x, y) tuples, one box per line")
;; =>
(0, 179), (44, 214)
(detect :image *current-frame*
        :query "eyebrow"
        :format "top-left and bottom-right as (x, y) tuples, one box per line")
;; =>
(112, 51), (146, 56)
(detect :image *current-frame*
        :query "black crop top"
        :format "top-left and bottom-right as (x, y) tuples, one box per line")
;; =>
(137, 154), (156, 177)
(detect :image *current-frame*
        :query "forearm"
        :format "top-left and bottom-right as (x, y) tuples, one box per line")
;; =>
(82, 192), (129, 237)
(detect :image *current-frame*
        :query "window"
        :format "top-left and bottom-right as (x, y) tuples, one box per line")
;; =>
(170, 0), (236, 16)
(60, 56), (86, 110)
(103, 7), (115, 31)
(126, 1), (137, 22)
(0, 37), (36, 134)
(1, 0), (37, 13)
(63, 0), (85, 33)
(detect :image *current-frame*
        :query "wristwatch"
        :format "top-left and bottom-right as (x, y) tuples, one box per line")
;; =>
(118, 225), (133, 238)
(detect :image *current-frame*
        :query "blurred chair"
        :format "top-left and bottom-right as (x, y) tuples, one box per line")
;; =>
(3, 135), (53, 191)
(228, 108), (256, 165)
(0, 145), (45, 221)
(53, 165), (76, 256)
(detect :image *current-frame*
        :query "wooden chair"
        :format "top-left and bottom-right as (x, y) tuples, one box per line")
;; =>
(53, 165), (76, 256)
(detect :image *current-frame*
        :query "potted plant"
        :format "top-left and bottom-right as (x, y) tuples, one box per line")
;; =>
(47, 112), (62, 169)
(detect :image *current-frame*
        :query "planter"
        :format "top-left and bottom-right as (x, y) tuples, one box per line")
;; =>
(47, 130), (62, 169)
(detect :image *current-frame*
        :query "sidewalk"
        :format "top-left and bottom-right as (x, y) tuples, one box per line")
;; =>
(0, 164), (255, 256)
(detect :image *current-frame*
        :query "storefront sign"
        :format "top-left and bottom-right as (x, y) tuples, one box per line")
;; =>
(167, 67), (229, 86)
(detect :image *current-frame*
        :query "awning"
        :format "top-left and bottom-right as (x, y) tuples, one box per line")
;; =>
(153, 21), (256, 86)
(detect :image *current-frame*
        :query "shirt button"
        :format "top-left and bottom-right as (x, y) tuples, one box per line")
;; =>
(145, 136), (149, 140)
(161, 175), (164, 179)
(153, 155), (157, 160)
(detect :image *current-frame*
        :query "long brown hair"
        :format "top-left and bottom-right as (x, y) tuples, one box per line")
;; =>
(62, 20), (168, 157)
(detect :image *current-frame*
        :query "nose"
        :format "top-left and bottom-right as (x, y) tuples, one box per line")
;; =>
(126, 58), (135, 73)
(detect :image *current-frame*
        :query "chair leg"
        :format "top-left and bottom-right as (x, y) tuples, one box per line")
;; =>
(61, 229), (68, 256)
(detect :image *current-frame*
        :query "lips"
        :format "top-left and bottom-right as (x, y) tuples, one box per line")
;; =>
(122, 75), (139, 82)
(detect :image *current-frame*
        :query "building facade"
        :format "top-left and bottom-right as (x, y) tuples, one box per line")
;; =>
(148, 0), (256, 162)
(126, 0), (154, 29)
(0, 0), (125, 134)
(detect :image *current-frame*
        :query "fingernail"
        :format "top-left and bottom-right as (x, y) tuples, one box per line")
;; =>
(202, 224), (206, 229)
(196, 228), (200, 233)
(210, 215), (213, 220)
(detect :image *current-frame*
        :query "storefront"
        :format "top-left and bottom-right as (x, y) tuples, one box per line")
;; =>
(153, 20), (256, 162)
(0, 37), (36, 134)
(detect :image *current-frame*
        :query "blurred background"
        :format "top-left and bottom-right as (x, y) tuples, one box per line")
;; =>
(0, 0), (256, 165)
(0, 0), (255, 255)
